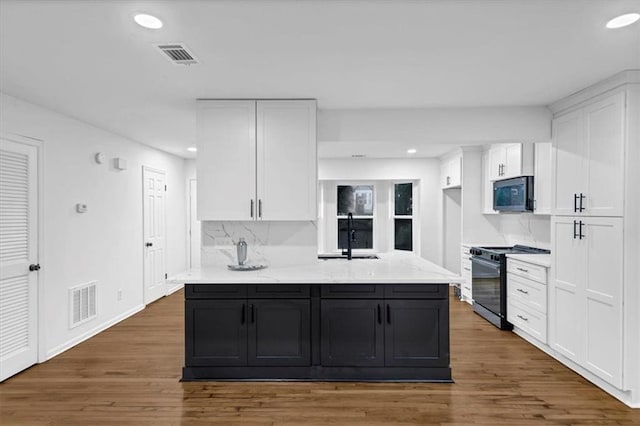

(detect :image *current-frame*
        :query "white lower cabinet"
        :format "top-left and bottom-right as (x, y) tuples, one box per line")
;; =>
(550, 216), (623, 388)
(507, 258), (549, 344)
(460, 245), (472, 304)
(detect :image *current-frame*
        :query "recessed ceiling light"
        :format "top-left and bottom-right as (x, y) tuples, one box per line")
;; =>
(134, 13), (163, 29)
(606, 13), (640, 29)
(407, 149), (417, 154)
(187, 147), (197, 152)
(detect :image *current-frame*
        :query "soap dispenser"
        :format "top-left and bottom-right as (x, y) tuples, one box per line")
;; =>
(237, 237), (247, 266)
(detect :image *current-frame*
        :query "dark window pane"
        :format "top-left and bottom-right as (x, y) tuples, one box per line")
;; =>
(337, 185), (374, 216)
(338, 219), (373, 249)
(394, 183), (412, 216)
(394, 219), (412, 251)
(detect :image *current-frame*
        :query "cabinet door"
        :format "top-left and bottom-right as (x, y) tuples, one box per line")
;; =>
(552, 109), (586, 216)
(321, 300), (384, 367)
(197, 100), (256, 220)
(449, 156), (461, 187)
(248, 299), (311, 366)
(489, 145), (505, 180)
(185, 299), (247, 366)
(256, 100), (317, 220)
(584, 92), (625, 217)
(583, 218), (623, 387)
(385, 300), (449, 367)
(550, 216), (584, 363)
(533, 142), (552, 215)
(482, 151), (497, 214)
(503, 143), (522, 178)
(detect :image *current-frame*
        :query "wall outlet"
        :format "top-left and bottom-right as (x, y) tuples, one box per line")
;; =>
(216, 237), (233, 246)
(117, 289), (123, 301)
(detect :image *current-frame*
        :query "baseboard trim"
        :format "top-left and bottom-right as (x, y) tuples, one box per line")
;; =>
(512, 327), (638, 409)
(45, 304), (145, 360)
(166, 282), (184, 296)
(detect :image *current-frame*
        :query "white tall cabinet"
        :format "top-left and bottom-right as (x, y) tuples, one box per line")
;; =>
(197, 99), (317, 221)
(549, 71), (640, 404)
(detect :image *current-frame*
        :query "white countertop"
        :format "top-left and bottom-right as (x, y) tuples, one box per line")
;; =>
(505, 253), (552, 268)
(169, 252), (463, 285)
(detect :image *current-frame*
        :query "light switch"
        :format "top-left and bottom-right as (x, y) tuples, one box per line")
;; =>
(76, 203), (88, 213)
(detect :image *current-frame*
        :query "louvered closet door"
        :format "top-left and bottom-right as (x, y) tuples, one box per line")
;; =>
(0, 137), (38, 382)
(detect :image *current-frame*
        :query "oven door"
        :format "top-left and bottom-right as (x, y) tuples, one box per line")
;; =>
(471, 256), (501, 315)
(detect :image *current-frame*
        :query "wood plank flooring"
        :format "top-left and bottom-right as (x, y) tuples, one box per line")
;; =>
(1, 289), (639, 425)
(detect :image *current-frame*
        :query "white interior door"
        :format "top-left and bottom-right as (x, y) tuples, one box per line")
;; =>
(189, 179), (201, 268)
(0, 137), (39, 382)
(143, 167), (166, 305)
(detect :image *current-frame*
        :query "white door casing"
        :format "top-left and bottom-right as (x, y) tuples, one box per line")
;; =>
(142, 167), (166, 305)
(189, 179), (201, 269)
(0, 137), (39, 382)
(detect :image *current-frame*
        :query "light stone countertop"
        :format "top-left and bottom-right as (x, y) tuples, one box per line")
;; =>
(169, 251), (463, 285)
(505, 253), (552, 268)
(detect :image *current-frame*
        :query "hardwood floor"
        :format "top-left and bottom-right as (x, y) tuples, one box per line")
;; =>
(1, 289), (638, 425)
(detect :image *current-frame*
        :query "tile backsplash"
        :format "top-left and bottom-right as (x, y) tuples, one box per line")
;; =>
(499, 213), (551, 249)
(201, 221), (318, 267)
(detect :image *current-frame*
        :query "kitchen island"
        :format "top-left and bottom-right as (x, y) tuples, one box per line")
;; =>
(171, 252), (462, 382)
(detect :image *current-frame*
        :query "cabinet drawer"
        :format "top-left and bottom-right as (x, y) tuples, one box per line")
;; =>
(384, 284), (447, 299)
(507, 259), (547, 284)
(461, 246), (471, 257)
(186, 284), (247, 299)
(507, 274), (547, 314)
(321, 284), (384, 299)
(507, 299), (547, 344)
(248, 285), (310, 299)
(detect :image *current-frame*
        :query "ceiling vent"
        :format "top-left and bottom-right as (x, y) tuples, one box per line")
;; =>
(156, 43), (198, 65)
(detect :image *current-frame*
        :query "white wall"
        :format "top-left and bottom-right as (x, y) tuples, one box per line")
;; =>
(0, 93), (188, 359)
(319, 106), (551, 144)
(319, 158), (442, 264)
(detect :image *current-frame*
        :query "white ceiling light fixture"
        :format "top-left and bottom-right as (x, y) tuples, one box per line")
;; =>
(407, 149), (417, 154)
(134, 13), (163, 29)
(606, 13), (640, 29)
(187, 146), (197, 152)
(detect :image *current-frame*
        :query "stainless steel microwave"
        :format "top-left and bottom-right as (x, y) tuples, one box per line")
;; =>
(493, 176), (534, 212)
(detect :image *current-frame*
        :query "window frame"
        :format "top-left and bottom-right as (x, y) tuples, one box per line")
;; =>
(390, 181), (416, 253)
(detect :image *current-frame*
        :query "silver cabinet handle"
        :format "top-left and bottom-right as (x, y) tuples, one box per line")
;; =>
(516, 267), (529, 273)
(258, 199), (262, 218)
(463, 267), (471, 271)
(516, 288), (529, 295)
(517, 314), (529, 322)
(250, 199), (254, 218)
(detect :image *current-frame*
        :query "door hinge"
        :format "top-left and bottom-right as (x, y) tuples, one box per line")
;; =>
(165, 273), (168, 279)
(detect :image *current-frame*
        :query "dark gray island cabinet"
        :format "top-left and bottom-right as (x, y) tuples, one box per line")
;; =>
(183, 283), (451, 382)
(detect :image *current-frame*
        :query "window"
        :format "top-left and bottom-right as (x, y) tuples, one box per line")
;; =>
(394, 183), (413, 251)
(337, 185), (373, 250)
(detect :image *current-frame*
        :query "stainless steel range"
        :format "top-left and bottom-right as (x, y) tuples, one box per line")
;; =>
(470, 245), (550, 329)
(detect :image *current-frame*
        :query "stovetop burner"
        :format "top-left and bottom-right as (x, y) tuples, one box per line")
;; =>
(470, 245), (550, 259)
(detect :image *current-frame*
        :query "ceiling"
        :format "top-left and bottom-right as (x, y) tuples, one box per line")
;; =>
(1, 0), (639, 158)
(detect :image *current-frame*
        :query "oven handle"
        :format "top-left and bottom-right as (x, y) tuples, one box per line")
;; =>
(471, 257), (501, 271)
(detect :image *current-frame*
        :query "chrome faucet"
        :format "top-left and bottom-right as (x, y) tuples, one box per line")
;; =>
(342, 212), (356, 260)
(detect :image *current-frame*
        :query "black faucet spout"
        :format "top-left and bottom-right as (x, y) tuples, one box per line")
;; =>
(343, 212), (355, 260)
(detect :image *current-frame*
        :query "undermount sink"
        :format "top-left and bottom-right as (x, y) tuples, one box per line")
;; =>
(318, 254), (380, 260)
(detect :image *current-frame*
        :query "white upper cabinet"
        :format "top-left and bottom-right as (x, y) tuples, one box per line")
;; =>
(552, 91), (625, 217)
(533, 142), (552, 215)
(256, 100), (317, 220)
(440, 153), (462, 189)
(488, 143), (534, 181)
(197, 99), (317, 221)
(197, 100), (256, 221)
(482, 151), (497, 214)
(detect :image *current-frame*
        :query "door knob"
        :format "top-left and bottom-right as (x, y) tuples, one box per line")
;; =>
(146, 242), (153, 247)
(29, 264), (41, 272)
